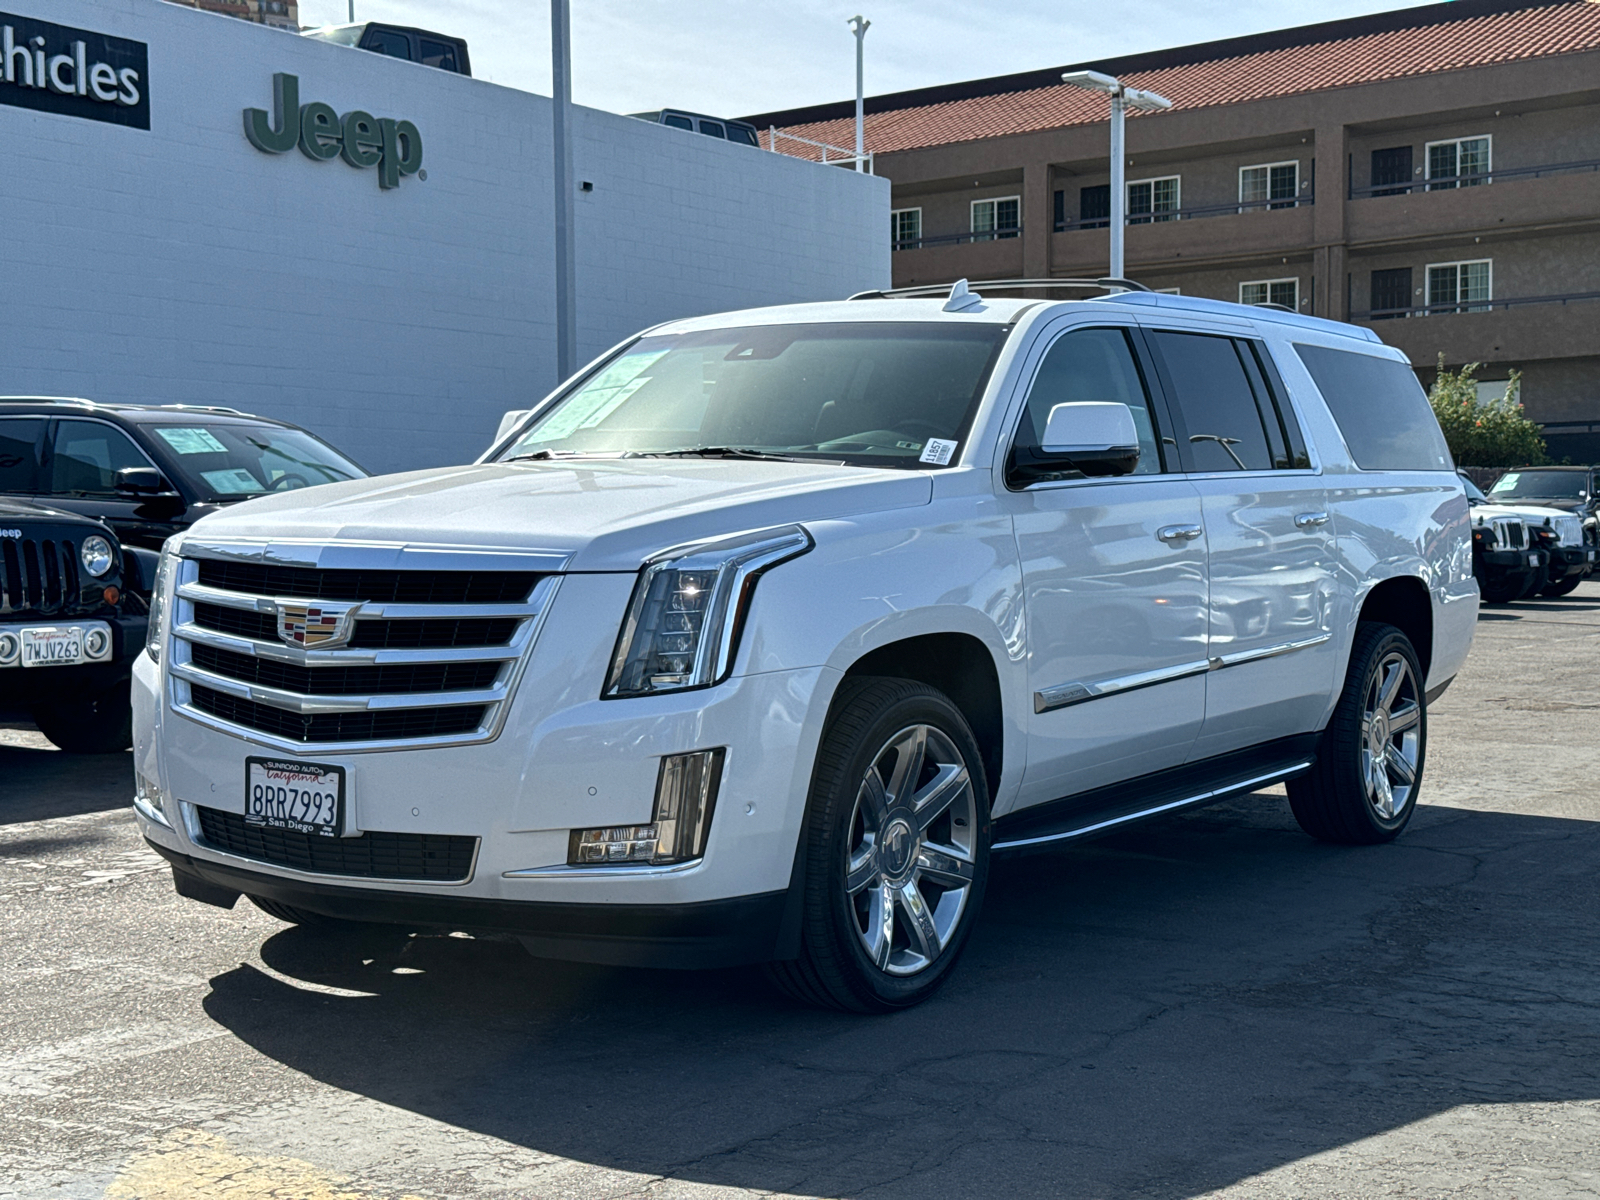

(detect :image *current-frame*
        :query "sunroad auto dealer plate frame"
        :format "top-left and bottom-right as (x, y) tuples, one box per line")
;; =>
(244, 757), (345, 838)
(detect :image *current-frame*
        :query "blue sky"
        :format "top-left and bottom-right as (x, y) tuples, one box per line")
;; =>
(294, 1), (1445, 118)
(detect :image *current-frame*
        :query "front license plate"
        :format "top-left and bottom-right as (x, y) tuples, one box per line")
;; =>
(245, 757), (344, 837)
(1529, 553), (1540, 566)
(20, 627), (84, 668)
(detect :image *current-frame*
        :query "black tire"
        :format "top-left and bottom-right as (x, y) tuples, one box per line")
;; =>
(766, 677), (991, 1013)
(1289, 623), (1426, 845)
(247, 895), (362, 927)
(1479, 571), (1528, 604)
(1541, 573), (1584, 598)
(1517, 562), (1550, 600)
(32, 688), (132, 753)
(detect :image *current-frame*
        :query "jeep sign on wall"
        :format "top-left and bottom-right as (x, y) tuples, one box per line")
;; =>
(0, 10), (148, 129)
(245, 73), (422, 189)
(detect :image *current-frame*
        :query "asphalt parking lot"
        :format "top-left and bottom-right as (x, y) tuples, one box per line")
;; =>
(4, 583), (1599, 1200)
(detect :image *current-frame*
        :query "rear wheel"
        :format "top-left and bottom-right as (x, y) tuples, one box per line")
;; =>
(1541, 573), (1584, 598)
(1289, 623), (1425, 845)
(767, 678), (990, 1013)
(32, 688), (132, 753)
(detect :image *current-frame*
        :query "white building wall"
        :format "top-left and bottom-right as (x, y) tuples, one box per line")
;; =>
(0, 0), (889, 470)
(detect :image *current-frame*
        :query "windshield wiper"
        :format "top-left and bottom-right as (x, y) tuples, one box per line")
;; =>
(631, 446), (837, 464)
(502, 449), (616, 463)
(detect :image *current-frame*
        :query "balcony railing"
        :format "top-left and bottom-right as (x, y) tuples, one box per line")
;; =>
(1349, 157), (1600, 198)
(1352, 289), (1600, 321)
(892, 227), (1021, 252)
(1052, 193), (1314, 233)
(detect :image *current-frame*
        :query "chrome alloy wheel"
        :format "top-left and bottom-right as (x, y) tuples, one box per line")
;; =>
(845, 723), (978, 977)
(1361, 651), (1422, 819)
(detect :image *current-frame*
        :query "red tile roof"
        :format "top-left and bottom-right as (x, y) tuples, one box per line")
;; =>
(764, 1), (1600, 160)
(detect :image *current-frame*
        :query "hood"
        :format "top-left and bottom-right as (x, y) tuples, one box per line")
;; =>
(0, 496), (108, 529)
(1471, 501), (1575, 523)
(178, 460), (933, 571)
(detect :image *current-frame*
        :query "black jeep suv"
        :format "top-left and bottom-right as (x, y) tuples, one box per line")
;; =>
(0, 399), (367, 556)
(1, 499), (147, 751)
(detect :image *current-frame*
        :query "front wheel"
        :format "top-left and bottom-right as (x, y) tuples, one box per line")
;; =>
(1541, 573), (1584, 598)
(767, 678), (990, 1013)
(32, 688), (132, 753)
(1289, 623), (1426, 845)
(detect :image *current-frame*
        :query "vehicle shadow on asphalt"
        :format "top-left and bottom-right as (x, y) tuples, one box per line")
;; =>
(0, 741), (131, 825)
(199, 795), (1600, 1199)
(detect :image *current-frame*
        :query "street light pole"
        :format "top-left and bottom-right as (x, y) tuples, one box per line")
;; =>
(552, 0), (577, 382)
(849, 15), (869, 172)
(1061, 70), (1172, 281)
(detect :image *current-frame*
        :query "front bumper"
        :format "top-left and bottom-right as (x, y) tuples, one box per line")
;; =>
(1546, 546), (1598, 578)
(153, 842), (789, 968)
(1479, 548), (1544, 571)
(0, 615), (147, 707)
(134, 573), (835, 960)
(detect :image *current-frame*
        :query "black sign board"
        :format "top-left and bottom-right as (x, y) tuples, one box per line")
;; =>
(0, 10), (148, 130)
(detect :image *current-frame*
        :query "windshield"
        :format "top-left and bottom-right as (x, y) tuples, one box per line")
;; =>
(149, 424), (367, 502)
(495, 322), (1010, 469)
(1488, 470), (1589, 501)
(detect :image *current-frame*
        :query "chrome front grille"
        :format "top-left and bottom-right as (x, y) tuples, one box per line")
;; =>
(1552, 515), (1584, 548)
(1490, 518), (1527, 551)
(168, 545), (564, 752)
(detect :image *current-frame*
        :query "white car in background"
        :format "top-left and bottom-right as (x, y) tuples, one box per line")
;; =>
(1460, 472), (1595, 598)
(131, 280), (1475, 1012)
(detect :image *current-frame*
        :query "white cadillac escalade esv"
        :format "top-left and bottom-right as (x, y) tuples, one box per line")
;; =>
(132, 281), (1477, 1012)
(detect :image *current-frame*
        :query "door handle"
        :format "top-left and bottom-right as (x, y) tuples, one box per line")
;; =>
(1294, 511), (1331, 529)
(1157, 524), (1203, 543)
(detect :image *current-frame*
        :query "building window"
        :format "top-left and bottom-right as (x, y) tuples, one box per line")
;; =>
(1370, 146), (1414, 196)
(1239, 161), (1298, 209)
(971, 196), (1020, 241)
(1080, 184), (1111, 229)
(1426, 259), (1492, 313)
(1369, 267), (1413, 319)
(891, 208), (922, 250)
(1127, 176), (1179, 224)
(1426, 136), (1491, 189)
(1240, 278), (1299, 308)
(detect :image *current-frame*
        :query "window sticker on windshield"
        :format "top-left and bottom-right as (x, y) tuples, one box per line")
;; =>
(156, 427), (229, 455)
(526, 351), (668, 444)
(919, 439), (958, 466)
(201, 468), (263, 495)
(1492, 473), (1519, 492)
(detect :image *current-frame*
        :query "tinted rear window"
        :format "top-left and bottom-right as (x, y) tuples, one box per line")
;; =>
(1293, 344), (1453, 471)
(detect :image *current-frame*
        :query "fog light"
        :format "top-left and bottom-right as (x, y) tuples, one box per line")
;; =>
(569, 748), (725, 866)
(134, 771), (171, 828)
(84, 628), (110, 659)
(0, 632), (17, 667)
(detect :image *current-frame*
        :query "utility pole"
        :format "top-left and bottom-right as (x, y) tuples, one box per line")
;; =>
(849, 15), (869, 172)
(347, 1), (354, 22)
(1060, 71), (1172, 280)
(552, 0), (577, 382)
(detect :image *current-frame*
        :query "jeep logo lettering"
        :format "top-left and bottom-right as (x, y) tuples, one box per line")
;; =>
(245, 73), (422, 189)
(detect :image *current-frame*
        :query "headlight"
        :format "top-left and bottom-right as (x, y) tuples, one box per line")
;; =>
(80, 535), (114, 578)
(604, 525), (813, 697)
(144, 541), (180, 664)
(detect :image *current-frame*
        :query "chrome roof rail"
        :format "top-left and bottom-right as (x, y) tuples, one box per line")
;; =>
(848, 277), (1151, 300)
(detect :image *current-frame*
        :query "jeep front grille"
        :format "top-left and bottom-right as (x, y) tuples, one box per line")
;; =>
(168, 548), (562, 751)
(0, 536), (82, 617)
(1491, 518), (1527, 551)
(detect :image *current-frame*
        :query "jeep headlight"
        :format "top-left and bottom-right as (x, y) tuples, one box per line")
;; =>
(144, 540), (180, 664)
(604, 526), (812, 698)
(80, 535), (114, 578)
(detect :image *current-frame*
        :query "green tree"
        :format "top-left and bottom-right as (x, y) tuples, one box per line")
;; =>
(1426, 356), (1546, 467)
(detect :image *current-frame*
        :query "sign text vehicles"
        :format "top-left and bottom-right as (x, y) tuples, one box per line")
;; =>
(0, 11), (148, 130)
(245, 73), (422, 190)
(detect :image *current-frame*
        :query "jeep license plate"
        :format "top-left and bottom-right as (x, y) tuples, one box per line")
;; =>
(245, 758), (344, 837)
(20, 627), (84, 668)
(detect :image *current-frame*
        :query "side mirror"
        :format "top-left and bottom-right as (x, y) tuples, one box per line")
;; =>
(1036, 402), (1141, 477)
(115, 467), (180, 498)
(495, 410), (530, 445)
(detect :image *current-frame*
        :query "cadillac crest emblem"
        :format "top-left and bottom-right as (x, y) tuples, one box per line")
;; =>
(276, 600), (362, 649)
